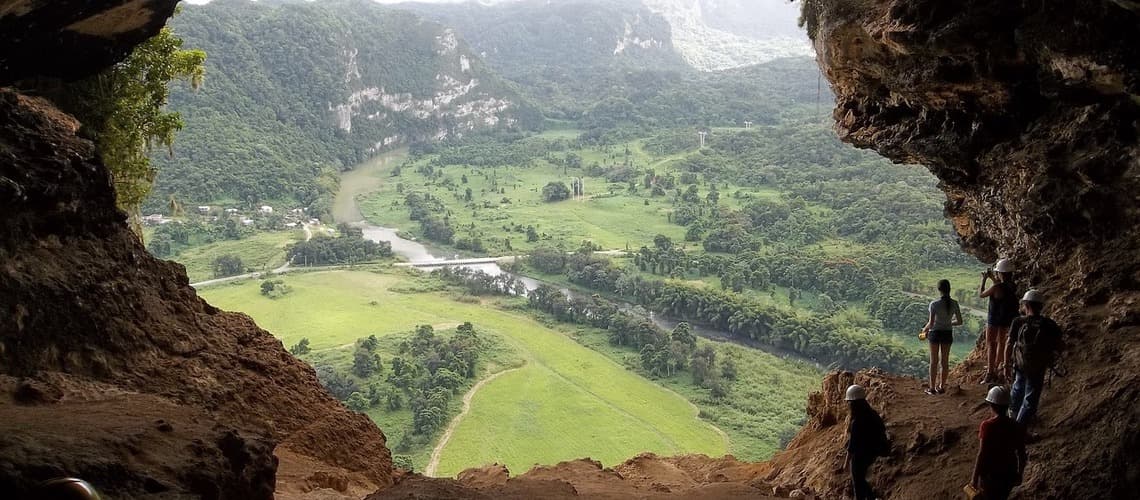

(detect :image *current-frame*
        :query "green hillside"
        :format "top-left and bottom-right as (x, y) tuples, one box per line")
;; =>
(150, 0), (542, 215)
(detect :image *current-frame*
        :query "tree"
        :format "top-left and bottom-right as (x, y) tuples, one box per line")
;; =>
(345, 392), (370, 412)
(721, 357), (738, 381)
(60, 22), (206, 220)
(316, 365), (359, 400)
(393, 455), (415, 472)
(353, 336), (383, 377)
(542, 181), (571, 202)
(211, 255), (244, 278)
(147, 232), (173, 257)
(529, 246), (567, 273)
(671, 322), (697, 349)
(289, 337), (311, 356)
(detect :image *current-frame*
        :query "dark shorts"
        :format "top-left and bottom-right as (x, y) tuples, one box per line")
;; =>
(928, 329), (953, 344)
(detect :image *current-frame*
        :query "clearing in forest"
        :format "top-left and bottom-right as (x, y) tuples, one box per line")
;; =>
(199, 270), (729, 474)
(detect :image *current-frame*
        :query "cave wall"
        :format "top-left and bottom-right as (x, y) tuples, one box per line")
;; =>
(802, 0), (1140, 497)
(0, 0), (181, 84)
(0, 2), (394, 498)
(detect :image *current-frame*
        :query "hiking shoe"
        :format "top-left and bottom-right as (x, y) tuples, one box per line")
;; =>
(924, 388), (937, 395)
(936, 387), (946, 394)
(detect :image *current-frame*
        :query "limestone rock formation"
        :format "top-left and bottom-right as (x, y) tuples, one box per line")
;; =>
(0, 72), (391, 500)
(792, 0), (1140, 497)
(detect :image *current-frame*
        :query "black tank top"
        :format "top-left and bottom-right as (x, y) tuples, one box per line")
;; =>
(987, 281), (1019, 327)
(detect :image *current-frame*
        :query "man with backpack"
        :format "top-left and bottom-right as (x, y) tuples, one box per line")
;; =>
(1004, 289), (1064, 427)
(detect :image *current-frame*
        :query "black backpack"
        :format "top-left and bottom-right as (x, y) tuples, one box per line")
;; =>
(1013, 316), (1061, 374)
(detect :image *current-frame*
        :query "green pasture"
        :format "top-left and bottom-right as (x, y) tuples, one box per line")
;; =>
(356, 138), (795, 255)
(172, 230), (299, 282)
(199, 270), (728, 475)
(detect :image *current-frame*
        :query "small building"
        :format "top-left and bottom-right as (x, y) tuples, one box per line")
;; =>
(225, 208), (239, 215)
(143, 214), (166, 225)
(197, 205), (211, 214)
(290, 208), (304, 215)
(241, 218), (255, 226)
(285, 222), (297, 228)
(309, 218), (320, 225)
(258, 205), (273, 214)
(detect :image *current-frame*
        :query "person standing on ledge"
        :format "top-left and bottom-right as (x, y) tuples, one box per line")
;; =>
(980, 258), (1019, 384)
(1005, 289), (1064, 428)
(922, 279), (963, 394)
(845, 384), (889, 500)
(971, 386), (1027, 500)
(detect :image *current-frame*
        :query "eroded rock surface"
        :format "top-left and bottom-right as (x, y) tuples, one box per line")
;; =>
(0, 89), (392, 497)
(792, 0), (1140, 497)
(0, 0), (181, 83)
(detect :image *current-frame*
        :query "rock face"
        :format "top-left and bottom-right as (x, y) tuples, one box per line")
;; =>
(0, 0), (180, 83)
(0, 89), (392, 497)
(797, 0), (1140, 497)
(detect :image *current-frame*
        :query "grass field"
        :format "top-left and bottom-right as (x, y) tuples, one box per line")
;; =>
(199, 270), (729, 475)
(172, 231), (300, 283)
(355, 135), (794, 255)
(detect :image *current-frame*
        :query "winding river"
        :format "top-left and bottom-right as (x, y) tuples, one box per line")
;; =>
(335, 149), (817, 366)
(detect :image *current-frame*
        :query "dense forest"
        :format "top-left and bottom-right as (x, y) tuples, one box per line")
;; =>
(149, 0), (542, 216)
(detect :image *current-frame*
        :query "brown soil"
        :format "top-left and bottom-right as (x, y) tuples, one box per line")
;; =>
(0, 89), (393, 497)
(4, 0), (1140, 498)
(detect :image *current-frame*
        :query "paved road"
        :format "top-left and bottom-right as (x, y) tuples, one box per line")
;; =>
(190, 224), (315, 288)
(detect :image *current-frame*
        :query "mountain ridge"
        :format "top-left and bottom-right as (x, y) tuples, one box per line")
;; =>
(150, 0), (541, 213)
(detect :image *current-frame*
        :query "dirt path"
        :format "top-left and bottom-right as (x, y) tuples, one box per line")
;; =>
(425, 367), (522, 477)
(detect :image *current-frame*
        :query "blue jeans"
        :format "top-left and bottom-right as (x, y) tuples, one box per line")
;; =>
(1009, 368), (1046, 425)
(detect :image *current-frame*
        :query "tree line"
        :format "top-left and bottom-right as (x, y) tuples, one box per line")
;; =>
(529, 250), (928, 376)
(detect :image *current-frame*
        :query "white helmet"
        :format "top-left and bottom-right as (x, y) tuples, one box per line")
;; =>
(994, 259), (1014, 273)
(1021, 289), (1045, 303)
(985, 386), (1010, 406)
(845, 384), (867, 401)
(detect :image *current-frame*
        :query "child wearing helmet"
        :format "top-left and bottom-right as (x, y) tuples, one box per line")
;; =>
(845, 385), (888, 500)
(971, 387), (1027, 500)
(979, 259), (1019, 384)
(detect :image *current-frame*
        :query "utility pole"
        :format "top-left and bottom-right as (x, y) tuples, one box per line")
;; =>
(744, 120), (753, 129)
(698, 131), (707, 148)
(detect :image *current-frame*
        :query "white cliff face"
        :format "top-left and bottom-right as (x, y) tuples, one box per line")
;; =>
(613, 17), (664, 55)
(436, 29), (459, 55)
(640, 0), (811, 71)
(329, 40), (516, 148)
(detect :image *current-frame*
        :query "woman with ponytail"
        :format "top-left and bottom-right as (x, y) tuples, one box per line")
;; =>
(922, 279), (963, 394)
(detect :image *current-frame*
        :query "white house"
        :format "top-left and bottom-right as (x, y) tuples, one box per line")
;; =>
(224, 208), (239, 215)
(197, 205), (210, 214)
(258, 205), (273, 214)
(142, 214), (166, 225)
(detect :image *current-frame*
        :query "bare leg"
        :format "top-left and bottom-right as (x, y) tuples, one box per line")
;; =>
(995, 327), (1010, 382)
(928, 342), (938, 390)
(984, 324), (998, 382)
(939, 343), (952, 390)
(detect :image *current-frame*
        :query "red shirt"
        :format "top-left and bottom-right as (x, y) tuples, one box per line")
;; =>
(978, 416), (1024, 479)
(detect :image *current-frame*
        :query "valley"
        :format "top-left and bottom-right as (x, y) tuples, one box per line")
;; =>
(153, 0), (980, 484)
